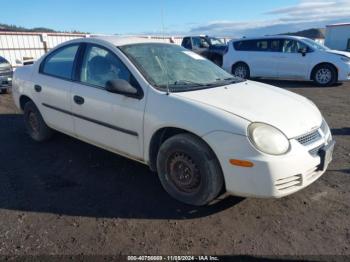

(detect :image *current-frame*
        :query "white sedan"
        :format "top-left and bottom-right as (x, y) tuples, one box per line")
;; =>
(12, 36), (335, 206)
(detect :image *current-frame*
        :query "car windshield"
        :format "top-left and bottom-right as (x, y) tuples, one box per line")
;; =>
(120, 43), (242, 92)
(0, 56), (10, 68)
(209, 38), (224, 45)
(302, 38), (329, 51)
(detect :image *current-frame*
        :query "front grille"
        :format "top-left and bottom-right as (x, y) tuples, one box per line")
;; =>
(275, 174), (302, 191)
(296, 130), (321, 146)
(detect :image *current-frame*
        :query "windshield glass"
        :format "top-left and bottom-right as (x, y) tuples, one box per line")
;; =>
(302, 38), (329, 51)
(120, 43), (242, 92)
(209, 38), (224, 45)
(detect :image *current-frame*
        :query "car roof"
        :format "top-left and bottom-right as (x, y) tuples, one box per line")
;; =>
(71, 35), (170, 46)
(230, 35), (307, 42)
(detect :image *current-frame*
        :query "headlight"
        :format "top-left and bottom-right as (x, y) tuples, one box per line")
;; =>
(248, 123), (290, 155)
(340, 56), (350, 63)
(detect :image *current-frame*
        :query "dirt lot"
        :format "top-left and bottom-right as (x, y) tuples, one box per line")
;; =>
(0, 80), (349, 259)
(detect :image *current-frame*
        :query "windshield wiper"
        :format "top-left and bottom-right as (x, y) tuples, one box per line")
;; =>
(212, 77), (246, 84)
(172, 80), (207, 86)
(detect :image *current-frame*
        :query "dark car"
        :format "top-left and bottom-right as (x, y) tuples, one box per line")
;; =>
(181, 36), (227, 66)
(0, 56), (13, 93)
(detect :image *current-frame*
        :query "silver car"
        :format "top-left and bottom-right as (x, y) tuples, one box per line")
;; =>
(0, 56), (13, 93)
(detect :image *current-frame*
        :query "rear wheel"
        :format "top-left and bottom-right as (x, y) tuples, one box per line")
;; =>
(312, 64), (337, 87)
(156, 133), (224, 206)
(24, 101), (54, 142)
(232, 63), (250, 79)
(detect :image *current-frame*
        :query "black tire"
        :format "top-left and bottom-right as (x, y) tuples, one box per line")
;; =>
(312, 64), (337, 87)
(156, 133), (224, 206)
(24, 101), (53, 142)
(232, 62), (250, 79)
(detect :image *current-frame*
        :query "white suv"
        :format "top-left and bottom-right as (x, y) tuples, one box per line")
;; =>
(223, 36), (350, 86)
(12, 36), (334, 206)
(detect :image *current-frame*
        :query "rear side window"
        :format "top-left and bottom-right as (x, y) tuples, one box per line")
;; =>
(41, 44), (79, 79)
(234, 39), (281, 52)
(234, 40), (257, 51)
(270, 40), (281, 52)
(255, 40), (268, 51)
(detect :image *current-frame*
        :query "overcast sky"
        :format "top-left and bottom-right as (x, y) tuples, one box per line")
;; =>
(2, 0), (350, 37)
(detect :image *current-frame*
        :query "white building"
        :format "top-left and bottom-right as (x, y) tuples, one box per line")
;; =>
(325, 23), (350, 51)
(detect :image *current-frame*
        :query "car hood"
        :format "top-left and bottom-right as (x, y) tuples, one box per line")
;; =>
(326, 50), (350, 58)
(174, 80), (322, 138)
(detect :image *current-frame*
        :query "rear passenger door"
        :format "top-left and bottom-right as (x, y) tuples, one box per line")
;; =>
(70, 44), (146, 159)
(36, 44), (80, 135)
(236, 39), (278, 77)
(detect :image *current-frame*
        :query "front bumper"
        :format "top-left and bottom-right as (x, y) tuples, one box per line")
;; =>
(203, 125), (333, 198)
(337, 63), (350, 81)
(0, 75), (12, 89)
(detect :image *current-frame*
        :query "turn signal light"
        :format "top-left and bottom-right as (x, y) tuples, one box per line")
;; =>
(229, 159), (254, 168)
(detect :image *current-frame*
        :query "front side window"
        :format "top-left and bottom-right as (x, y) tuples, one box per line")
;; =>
(120, 43), (242, 92)
(282, 40), (308, 53)
(80, 45), (134, 88)
(192, 37), (202, 48)
(41, 44), (79, 79)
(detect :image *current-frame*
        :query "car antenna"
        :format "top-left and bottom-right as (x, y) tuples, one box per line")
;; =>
(161, 0), (171, 95)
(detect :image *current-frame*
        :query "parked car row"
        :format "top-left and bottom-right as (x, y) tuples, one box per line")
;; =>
(12, 36), (335, 206)
(182, 35), (350, 87)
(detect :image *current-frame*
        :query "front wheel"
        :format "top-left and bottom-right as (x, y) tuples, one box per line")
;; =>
(156, 133), (224, 206)
(232, 63), (250, 79)
(312, 65), (337, 87)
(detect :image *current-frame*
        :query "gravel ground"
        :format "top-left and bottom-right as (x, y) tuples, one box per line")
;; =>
(0, 80), (349, 259)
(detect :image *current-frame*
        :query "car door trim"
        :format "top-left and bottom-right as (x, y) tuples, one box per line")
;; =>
(42, 103), (138, 137)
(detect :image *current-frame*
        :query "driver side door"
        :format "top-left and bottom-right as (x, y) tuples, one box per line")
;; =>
(276, 39), (311, 79)
(70, 43), (146, 160)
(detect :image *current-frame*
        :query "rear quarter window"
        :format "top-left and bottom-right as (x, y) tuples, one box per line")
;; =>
(40, 44), (79, 80)
(234, 40), (256, 51)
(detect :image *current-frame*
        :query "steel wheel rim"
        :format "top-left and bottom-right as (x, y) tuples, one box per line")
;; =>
(234, 66), (247, 78)
(316, 68), (332, 84)
(167, 152), (201, 194)
(28, 112), (39, 134)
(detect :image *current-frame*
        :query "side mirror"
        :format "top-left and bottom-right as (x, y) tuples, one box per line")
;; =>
(106, 79), (141, 99)
(298, 48), (308, 56)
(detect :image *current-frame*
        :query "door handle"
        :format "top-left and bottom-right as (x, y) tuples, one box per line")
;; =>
(73, 95), (85, 105)
(34, 85), (42, 92)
